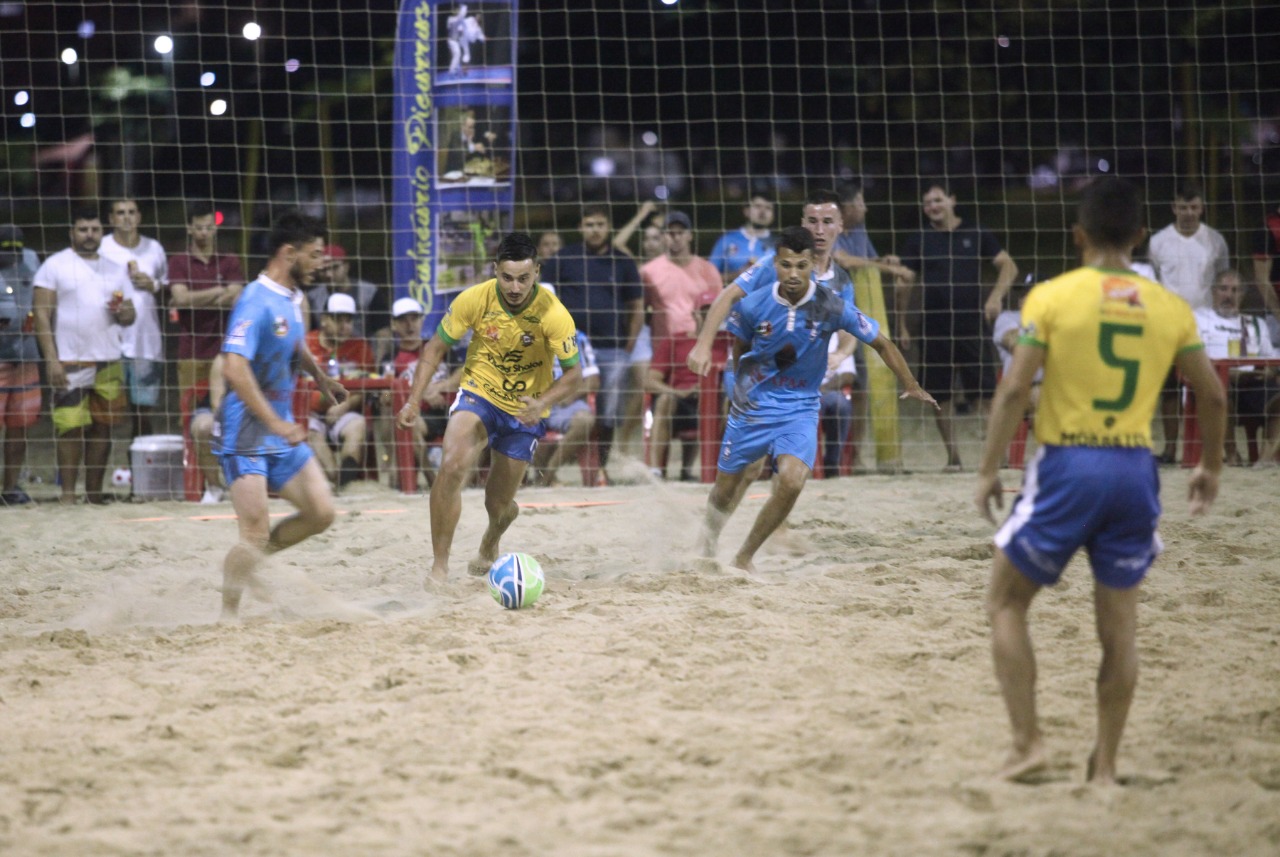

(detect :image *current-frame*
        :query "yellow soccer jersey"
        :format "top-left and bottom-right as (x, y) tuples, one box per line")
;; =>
(437, 279), (580, 416)
(1019, 266), (1203, 448)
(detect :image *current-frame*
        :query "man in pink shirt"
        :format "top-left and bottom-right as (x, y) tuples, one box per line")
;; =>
(640, 212), (722, 477)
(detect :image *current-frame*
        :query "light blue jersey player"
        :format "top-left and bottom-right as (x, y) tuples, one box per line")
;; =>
(213, 212), (350, 620)
(697, 227), (937, 573)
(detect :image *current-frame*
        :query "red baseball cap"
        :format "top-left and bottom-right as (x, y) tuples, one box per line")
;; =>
(324, 244), (347, 261)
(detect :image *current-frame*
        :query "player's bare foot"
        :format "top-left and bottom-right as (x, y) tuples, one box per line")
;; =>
(466, 556), (491, 577)
(1085, 750), (1120, 786)
(476, 500), (519, 566)
(728, 553), (757, 573)
(425, 562), (449, 587)
(996, 739), (1047, 782)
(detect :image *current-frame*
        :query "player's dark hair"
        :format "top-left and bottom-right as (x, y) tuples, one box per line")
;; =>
(1078, 177), (1144, 249)
(804, 189), (842, 209)
(581, 203), (610, 222)
(187, 201), (216, 223)
(838, 181), (864, 202)
(776, 225), (815, 255)
(267, 210), (328, 256)
(922, 179), (952, 197)
(1175, 182), (1204, 202)
(70, 204), (101, 224)
(495, 231), (539, 265)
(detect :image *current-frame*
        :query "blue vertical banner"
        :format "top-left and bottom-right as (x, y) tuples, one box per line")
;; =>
(393, 0), (518, 332)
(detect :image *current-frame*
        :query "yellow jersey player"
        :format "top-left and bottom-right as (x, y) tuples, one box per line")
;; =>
(398, 232), (582, 585)
(975, 177), (1226, 786)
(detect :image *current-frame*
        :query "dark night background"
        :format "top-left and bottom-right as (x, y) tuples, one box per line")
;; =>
(1, 0), (1276, 280)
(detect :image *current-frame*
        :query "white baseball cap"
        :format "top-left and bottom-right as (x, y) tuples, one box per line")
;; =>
(392, 296), (425, 318)
(326, 293), (357, 315)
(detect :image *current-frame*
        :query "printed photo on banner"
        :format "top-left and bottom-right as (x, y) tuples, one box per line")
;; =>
(436, 209), (507, 292)
(437, 105), (512, 187)
(437, 2), (513, 85)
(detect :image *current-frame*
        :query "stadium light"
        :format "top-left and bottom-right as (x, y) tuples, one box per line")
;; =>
(661, 0), (679, 6)
(210, 99), (228, 116)
(590, 156), (616, 178)
(1097, 159), (1111, 172)
(14, 90), (29, 106)
(61, 47), (78, 65)
(19, 113), (35, 128)
(654, 185), (670, 200)
(997, 36), (1010, 47)
(243, 22), (262, 41)
(77, 20), (96, 39)
(200, 71), (216, 87)
(641, 131), (658, 146)
(154, 35), (174, 55)
(285, 58), (300, 73)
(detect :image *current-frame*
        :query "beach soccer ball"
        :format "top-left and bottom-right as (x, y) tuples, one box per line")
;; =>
(111, 468), (132, 488)
(487, 553), (545, 610)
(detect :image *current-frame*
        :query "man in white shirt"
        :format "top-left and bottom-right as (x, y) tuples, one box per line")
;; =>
(100, 198), (168, 438)
(32, 207), (138, 504)
(1148, 185), (1231, 462)
(1193, 269), (1280, 464)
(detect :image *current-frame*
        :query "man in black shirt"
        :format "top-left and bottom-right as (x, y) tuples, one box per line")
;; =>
(539, 204), (643, 475)
(897, 181), (1019, 470)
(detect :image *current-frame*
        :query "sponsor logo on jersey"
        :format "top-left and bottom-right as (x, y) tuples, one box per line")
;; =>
(521, 332), (534, 347)
(226, 318), (252, 347)
(755, 320), (773, 337)
(485, 325), (500, 340)
(272, 316), (289, 337)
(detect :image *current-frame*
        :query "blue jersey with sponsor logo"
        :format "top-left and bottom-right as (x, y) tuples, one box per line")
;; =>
(709, 229), (772, 277)
(213, 276), (306, 455)
(726, 281), (879, 419)
(732, 252), (855, 305)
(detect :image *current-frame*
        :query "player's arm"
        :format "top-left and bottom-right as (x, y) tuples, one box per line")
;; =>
(974, 341), (1044, 523)
(833, 249), (911, 280)
(221, 352), (306, 445)
(31, 286), (66, 389)
(984, 251), (1019, 323)
(1176, 346), (1227, 516)
(398, 334), (452, 428)
(1251, 255), (1280, 321)
(866, 332), (937, 410)
(294, 338), (349, 406)
(688, 284), (745, 376)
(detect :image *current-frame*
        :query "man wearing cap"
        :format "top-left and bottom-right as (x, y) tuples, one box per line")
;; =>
(32, 206), (138, 504)
(99, 198), (168, 440)
(304, 292), (376, 488)
(640, 212), (722, 478)
(379, 296), (462, 487)
(0, 225), (41, 505)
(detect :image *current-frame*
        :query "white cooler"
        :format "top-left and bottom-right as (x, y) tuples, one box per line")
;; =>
(129, 434), (185, 500)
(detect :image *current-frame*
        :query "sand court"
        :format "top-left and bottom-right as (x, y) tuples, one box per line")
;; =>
(1, 468), (1278, 855)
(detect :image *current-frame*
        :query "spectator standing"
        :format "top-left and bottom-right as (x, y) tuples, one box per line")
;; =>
(305, 293), (376, 488)
(305, 244), (385, 339)
(896, 181), (1019, 470)
(1194, 269), (1280, 465)
(539, 204), (643, 476)
(832, 182), (913, 281)
(1147, 185), (1231, 463)
(32, 207), (138, 504)
(709, 192), (775, 285)
(534, 329), (600, 486)
(640, 211), (722, 476)
(0, 226), (41, 505)
(99, 198), (168, 438)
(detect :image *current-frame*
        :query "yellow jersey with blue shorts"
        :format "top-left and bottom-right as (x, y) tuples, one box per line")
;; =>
(996, 266), (1204, 589)
(437, 279), (580, 417)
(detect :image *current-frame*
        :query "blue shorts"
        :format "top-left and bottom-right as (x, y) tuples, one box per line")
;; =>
(125, 357), (163, 407)
(218, 444), (314, 494)
(995, 445), (1162, 590)
(451, 391), (545, 463)
(717, 409), (818, 474)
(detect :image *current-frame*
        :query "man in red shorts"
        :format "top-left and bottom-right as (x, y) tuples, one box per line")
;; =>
(0, 226), (41, 505)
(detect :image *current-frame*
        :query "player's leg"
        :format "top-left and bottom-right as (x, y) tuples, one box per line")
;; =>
(698, 467), (748, 558)
(649, 391), (676, 476)
(475, 451), (529, 571)
(429, 409), (489, 582)
(271, 455), (337, 553)
(1088, 580), (1139, 785)
(82, 419), (114, 503)
(986, 549), (1046, 781)
(731, 453), (810, 572)
(221, 471), (272, 620)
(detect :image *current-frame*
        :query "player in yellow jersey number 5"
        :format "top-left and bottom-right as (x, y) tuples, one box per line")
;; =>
(398, 233), (583, 585)
(975, 177), (1226, 786)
